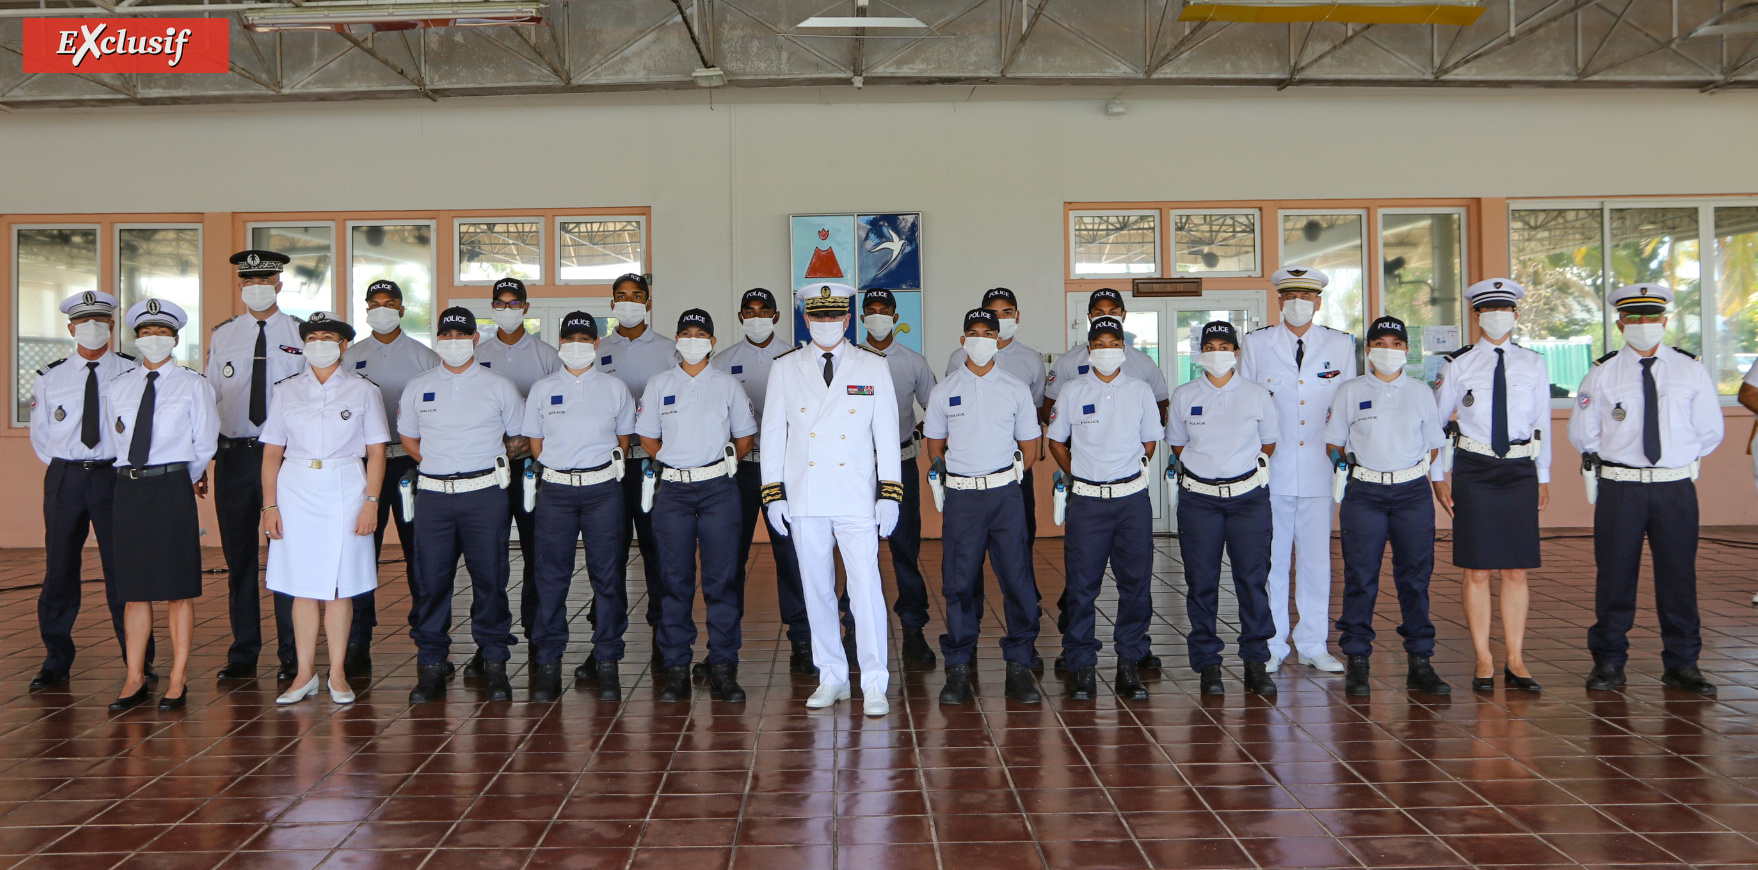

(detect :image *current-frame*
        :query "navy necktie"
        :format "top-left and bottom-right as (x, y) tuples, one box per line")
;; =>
(128, 370), (158, 468)
(1491, 347), (1509, 457)
(80, 361), (100, 449)
(1640, 357), (1662, 465)
(249, 320), (268, 426)
(822, 352), (834, 387)
(1294, 338), (1305, 370)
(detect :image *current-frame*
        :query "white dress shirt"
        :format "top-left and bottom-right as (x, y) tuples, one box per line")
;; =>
(922, 365), (1040, 476)
(1239, 322), (1358, 497)
(1165, 373), (1279, 480)
(30, 350), (132, 464)
(1045, 371), (1162, 482)
(869, 340), (936, 443)
(108, 363), (219, 484)
(949, 339), (1048, 406)
(341, 330), (440, 429)
(522, 366), (636, 470)
(396, 362), (525, 476)
(635, 365), (759, 469)
(1569, 345), (1724, 469)
(206, 310), (305, 439)
(474, 329), (562, 396)
(1324, 373), (1445, 474)
(258, 370), (390, 461)
(1433, 338), (1553, 482)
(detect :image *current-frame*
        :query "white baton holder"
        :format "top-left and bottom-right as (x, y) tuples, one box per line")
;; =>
(611, 447), (626, 482)
(1440, 438), (1455, 474)
(1333, 463), (1349, 504)
(494, 454), (512, 490)
(399, 472), (416, 520)
(1165, 462), (1179, 516)
(523, 462), (538, 512)
(640, 460), (657, 513)
(1690, 458), (1701, 481)
(1052, 470), (1068, 526)
(1583, 466), (1598, 505)
(928, 465), (945, 513)
(722, 443), (738, 479)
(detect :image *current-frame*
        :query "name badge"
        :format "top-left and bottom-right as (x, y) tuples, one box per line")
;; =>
(949, 396), (962, 406)
(848, 385), (874, 396)
(280, 345), (303, 355)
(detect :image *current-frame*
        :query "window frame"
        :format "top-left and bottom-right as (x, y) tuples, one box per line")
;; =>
(1067, 208), (1162, 280)
(113, 221), (204, 376)
(1169, 208), (1261, 278)
(1374, 206), (1471, 322)
(11, 222), (102, 428)
(454, 216), (546, 286)
(1277, 207), (1371, 335)
(553, 214), (649, 286)
(245, 220), (340, 315)
(346, 218), (439, 341)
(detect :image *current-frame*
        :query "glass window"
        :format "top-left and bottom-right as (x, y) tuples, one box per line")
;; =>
(250, 224), (333, 321)
(1280, 213), (1365, 337)
(1173, 212), (1258, 275)
(14, 228), (99, 424)
(458, 220), (542, 284)
(116, 227), (202, 372)
(1381, 212), (1465, 384)
(557, 218), (644, 283)
(1510, 208), (1604, 397)
(1071, 211), (1158, 277)
(1611, 207), (1701, 360)
(351, 224), (435, 346)
(1714, 206), (1758, 394)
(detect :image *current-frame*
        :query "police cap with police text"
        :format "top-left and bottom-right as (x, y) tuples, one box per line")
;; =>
(1365, 315), (1407, 343)
(560, 311), (598, 340)
(1088, 314), (1125, 342)
(1201, 320), (1240, 348)
(678, 308), (714, 336)
(863, 288), (897, 310)
(1087, 287), (1125, 311)
(298, 311), (356, 342)
(740, 288), (777, 311)
(493, 277), (527, 302)
(365, 279), (402, 301)
(613, 273), (649, 295)
(964, 308), (999, 333)
(60, 290), (118, 321)
(127, 298), (187, 333)
(983, 287), (1018, 308)
(437, 307), (477, 335)
(229, 250), (290, 279)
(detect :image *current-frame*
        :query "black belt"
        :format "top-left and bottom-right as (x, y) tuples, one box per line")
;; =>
(420, 468), (495, 481)
(1183, 468), (1257, 487)
(946, 464), (1015, 479)
(218, 436), (260, 449)
(1073, 471), (1143, 487)
(52, 458), (115, 470)
(551, 460), (613, 475)
(120, 462), (189, 480)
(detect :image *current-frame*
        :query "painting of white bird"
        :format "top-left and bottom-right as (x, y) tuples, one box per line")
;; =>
(868, 225), (909, 277)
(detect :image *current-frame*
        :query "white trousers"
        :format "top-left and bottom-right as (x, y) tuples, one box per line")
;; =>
(792, 514), (890, 695)
(1268, 494), (1335, 660)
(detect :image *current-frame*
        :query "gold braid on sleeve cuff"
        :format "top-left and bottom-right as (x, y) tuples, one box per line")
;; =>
(878, 481), (905, 503)
(760, 482), (786, 506)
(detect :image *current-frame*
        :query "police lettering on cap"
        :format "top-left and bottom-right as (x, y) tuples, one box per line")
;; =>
(126, 298), (188, 333)
(492, 278), (528, 301)
(229, 249), (290, 278)
(613, 273), (649, 294)
(862, 288), (897, 310)
(983, 287), (1018, 308)
(436, 306), (477, 335)
(365, 279), (402, 301)
(60, 289), (118, 320)
(298, 311), (356, 342)
(1201, 320), (1239, 349)
(964, 308), (1000, 332)
(677, 308), (714, 336)
(1272, 267), (1330, 293)
(1611, 283), (1674, 314)
(1088, 288), (1125, 311)
(799, 283), (854, 316)
(1365, 315), (1407, 343)
(741, 288), (777, 310)
(559, 311), (598, 340)
(1088, 314), (1125, 342)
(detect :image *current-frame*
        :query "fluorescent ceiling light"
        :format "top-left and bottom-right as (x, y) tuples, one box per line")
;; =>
(1180, 1), (1484, 25)
(242, 1), (542, 32)
(796, 16), (927, 28)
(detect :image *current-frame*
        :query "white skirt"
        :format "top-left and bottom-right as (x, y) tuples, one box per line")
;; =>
(266, 459), (379, 600)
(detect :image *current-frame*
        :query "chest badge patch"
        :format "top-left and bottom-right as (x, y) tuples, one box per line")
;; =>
(53, 406), (65, 422)
(848, 385), (874, 396)
(355, 361), (367, 369)
(1077, 365), (1090, 375)
(422, 392), (435, 402)
(1612, 403), (1627, 422)
(115, 418), (125, 433)
(1082, 404), (1096, 415)
(949, 396), (962, 406)
(1359, 400), (1372, 410)
(663, 396), (676, 405)
(223, 363), (235, 378)
(601, 356), (613, 366)
(1191, 406), (1203, 416)
(731, 365), (743, 374)
(1462, 390), (1475, 407)
(551, 395), (564, 405)
(1318, 369), (1340, 379)
(340, 409), (352, 420)
(280, 345), (303, 355)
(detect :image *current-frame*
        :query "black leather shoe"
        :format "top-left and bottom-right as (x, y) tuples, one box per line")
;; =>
(440, 660), (457, 679)
(595, 660), (622, 702)
(939, 663), (972, 705)
(462, 652), (484, 679)
(1344, 655), (1371, 697)
(658, 665), (692, 702)
(1242, 661), (1277, 697)
(692, 661), (711, 682)
(789, 649), (819, 676)
(1502, 668), (1541, 692)
(1067, 666), (1097, 701)
(1137, 654), (1163, 672)
(1114, 660), (1149, 701)
(1584, 663), (1626, 691)
(575, 653), (598, 683)
(1199, 664), (1224, 696)
(708, 663), (746, 703)
(276, 661), (298, 682)
(1406, 655), (1451, 696)
(408, 662), (448, 704)
(1053, 654), (1068, 673)
(1004, 661), (1041, 704)
(901, 629), (936, 667)
(216, 661), (256, 680)
(529, 661), (563, 703)
(481, 659), (512, 702)
(108, 684), (151, 711)
(1661, 665), (1717, 697)
(343, 644), (372, 680)
(29, 669), (70, 691)
(156, 690), (187, 711)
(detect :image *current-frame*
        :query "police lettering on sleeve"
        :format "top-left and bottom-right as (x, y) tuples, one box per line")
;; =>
(522, 366), (636, 471)
(923, 366), (1039, 476)
(1165, 374), (1278, 480)
(396, 363), (525, 475)
(634, 367), (758, 469)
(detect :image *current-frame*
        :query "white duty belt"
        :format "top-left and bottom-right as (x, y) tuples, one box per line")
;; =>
(899, 435), (921, 461)
(1179, 464), (1268, 498)
(943, 467), (1020, 491)
(740, 445), (761, 463)
(417, 471), (499, 494)
(542, 464), (619, 487)
(1456, 433), (1538, 460)
(1071, 473), (1148, 499)
(1598, 464), (1693, 483)
(659, 460), (737, 483)
(1351, 456), (1432, 485)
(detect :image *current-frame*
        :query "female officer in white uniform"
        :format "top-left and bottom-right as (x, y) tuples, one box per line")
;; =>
(259, 313), (389, 706)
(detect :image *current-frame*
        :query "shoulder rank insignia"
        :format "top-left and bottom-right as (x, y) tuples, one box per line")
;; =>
(1671, 345), (1697, 359)
(1443, 344), (1474, 361)
(856, 344), (886, 357)
(212, 314), (239, 332)
(1593, 351), (1618, 366)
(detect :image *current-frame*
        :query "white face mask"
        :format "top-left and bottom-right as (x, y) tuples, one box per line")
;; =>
(998, 317), (1019, 341)
(558, 342), (596, 370)
(365, 306), (402, 334)
(808, 320), (846, 348)
(742, 316), (775, 344)
(963, 336), (999, 367)
(677, 337), (713, 365)
(436, 338), (476, 367)
(1623, 321), (1665, 352)
(1478, 310), (1516, 341)
(135, 335), (175, 364)
(611, 301), (647, 328)
(303, 339), (341, 369)
(862, 314), (895, 341)
(1199, 350), (1236, 377)
(491, 308), (526, 334)
(1368, 347), (1407, 375)
(240, 284), (278, 312)
(74, 320), (111, 351)
(1089, 347), (1125, 375)
(1281, 298), (1315, 327)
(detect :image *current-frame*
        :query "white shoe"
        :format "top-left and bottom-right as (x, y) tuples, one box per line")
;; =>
(806, 682), (851, 709)
(327, 675), (355, 705)
(1266, 656), (1283, 673)
(276, 675), (320, 706)
(1299, 651), (1345, 674)
(863, 691), (889, 717)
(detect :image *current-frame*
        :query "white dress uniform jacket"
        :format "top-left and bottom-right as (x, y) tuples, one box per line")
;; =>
(1569, 345), (1723, 469)
(1325, 373), (1445, 473)
(1240, 322), (1358, 497)
(474, 330), (561, 396)
(206, 311), (305, 438)
(108, 363), (219, 484)
(1432, 339), (1553, 482)
(949, 339), (1048, 406)
(870, 340), (936, 444)
(760, 342), (902, 518)
(31, 351), (132, 464)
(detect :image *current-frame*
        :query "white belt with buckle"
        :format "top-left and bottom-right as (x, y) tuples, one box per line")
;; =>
(944, 468), (1020, 491)
(1071, 475), (1148, 499)
(741, 446), (761, 463)
(660, 463), (735, 483)
(385, 443), (408, 459)
(1456, 434), (1537, 460)
(285, 457), (356, 470)
(899, 438), (920, 460)
(1350, 457), (1432, 485)
(542, 465), (618, 487)
(417, 473), (499, 494)
(1599, 465), (1692, 483)
(1179, 467), (1267, 498)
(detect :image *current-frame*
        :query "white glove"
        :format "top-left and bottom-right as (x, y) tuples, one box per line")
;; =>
(766, 500), (792, 536)
(875, 499), (899, 537)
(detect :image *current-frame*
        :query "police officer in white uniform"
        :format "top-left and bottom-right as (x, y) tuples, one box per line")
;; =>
(525, 312), (635, 703)
(639, 309), (758, 704)
(597, 273), (677, 649)
(1166, 321), (1279, 699)
(339, 279), (440, 678)
(712, 288), (812, 673)
(1240, 267), (1357, 675)
(1325, 316), (1450, 698)
(1430, 279), (1552, 692)
(1571, 284), (1724, 697)
(761, 283), (903, 717)
(28, 290), (152, 691)
(1046, 316), (1163, 701)
(855, 288), (937, 667)
(399, 307), (527, 704)
(924, 308), (1043, 705)
(210, 250), (306, 682)
(470, 277), (560, 676)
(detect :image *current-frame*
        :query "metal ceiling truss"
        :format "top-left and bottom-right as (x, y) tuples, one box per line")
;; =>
(4, 0), (1758, 108)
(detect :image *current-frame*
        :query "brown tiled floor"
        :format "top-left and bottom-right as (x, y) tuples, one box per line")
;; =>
(1, 528), (1756, 869)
